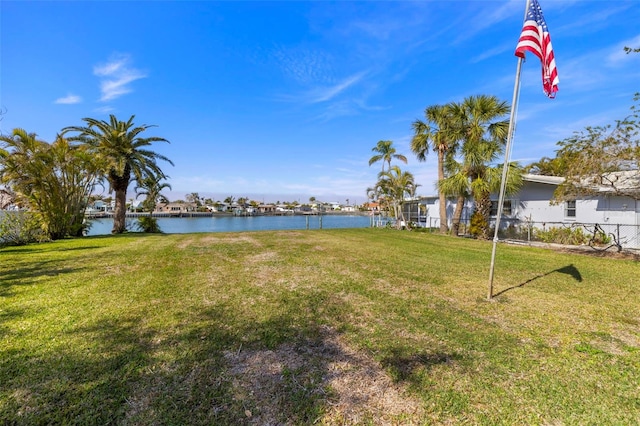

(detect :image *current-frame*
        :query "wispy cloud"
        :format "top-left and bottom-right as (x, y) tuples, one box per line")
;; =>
(54, 94), (82, 104)
(93, 106), (115, 114)
(554, 4), (633, 37)
(307, 71), (367, 103)
(94, 54), (147, 101)
(452, 0), (522, 44)
(272, 46), (334, 85)
(470, 42), (513, 64)
(607, 34), (640, 66)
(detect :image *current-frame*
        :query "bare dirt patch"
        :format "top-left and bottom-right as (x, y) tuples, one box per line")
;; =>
(223, 326), (425, 425)
(176, 234), (263, 249)
(246, 251), (279, 264)
(555, 246), (640, 261)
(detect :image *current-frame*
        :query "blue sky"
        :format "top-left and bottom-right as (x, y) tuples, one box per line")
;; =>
(2, 1), (639, 204)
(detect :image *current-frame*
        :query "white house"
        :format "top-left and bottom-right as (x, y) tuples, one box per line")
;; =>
(405, 174), (640, 248)
(496, 174), (639, 226)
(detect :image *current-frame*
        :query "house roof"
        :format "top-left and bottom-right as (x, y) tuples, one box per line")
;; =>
(523, 171), (640, 196)
(522, 174), (565, 186)
(589, 170), (640, 194)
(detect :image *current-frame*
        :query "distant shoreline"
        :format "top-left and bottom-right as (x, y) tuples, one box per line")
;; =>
(85, 211), (372, 219)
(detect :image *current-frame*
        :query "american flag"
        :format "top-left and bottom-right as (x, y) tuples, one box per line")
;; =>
(515, 0), (559, 98)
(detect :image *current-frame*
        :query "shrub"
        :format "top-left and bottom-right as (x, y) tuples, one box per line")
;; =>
(0, 211), (49, 246)
(535, 226), (589, 245)
(469, 212), (487, 238)
(590, 229), (612, 246)
(136, 216), (163, 233)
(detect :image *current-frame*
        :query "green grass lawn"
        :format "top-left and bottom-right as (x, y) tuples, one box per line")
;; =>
(1, 229), (639, 425)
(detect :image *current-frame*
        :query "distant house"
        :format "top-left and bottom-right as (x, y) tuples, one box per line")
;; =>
(91, 200), (109, 212)
(208, 203), (231, 212)
(276, 204), (291, 212)
(362, 201), (380, 212)
(156, 202), (196, 215)
(258, 204), (276, 214)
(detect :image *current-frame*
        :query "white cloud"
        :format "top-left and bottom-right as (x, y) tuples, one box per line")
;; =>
(54, 94), (81, 104)
(94, 54), (147, 101)
(307, 71), (367, 103)
(607, 34), (640, 66)
(470, 43), (513, 64)
(452, 0), (522, 44)
(272, 46), (334, 85)
(93, 106), (115, 114)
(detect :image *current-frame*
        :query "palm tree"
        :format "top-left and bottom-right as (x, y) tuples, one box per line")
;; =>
(0, 129), (46, 211)
(444, 95), (517, 239)
(63, 115), (173, 234)
(0, 130), (99, 239)
(437, 155), (470, 236)
(368, 140), (407, 173)
(376, 165), (415, 229)
(523, 156), (568, 176)
(411, 103), (462, 233)
(439, 151), (523, 238)
(135, 173), (171, 217)
(186, 192), (201, 210)
(134, 173), (171, 233)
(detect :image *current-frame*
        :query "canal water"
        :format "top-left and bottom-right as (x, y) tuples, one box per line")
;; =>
(86, 214), (375, 236)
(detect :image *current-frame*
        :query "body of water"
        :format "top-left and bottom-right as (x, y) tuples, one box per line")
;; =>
(86, 214), (375, 235)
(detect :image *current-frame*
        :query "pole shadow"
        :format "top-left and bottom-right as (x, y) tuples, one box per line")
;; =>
(494, 263), (582, 297)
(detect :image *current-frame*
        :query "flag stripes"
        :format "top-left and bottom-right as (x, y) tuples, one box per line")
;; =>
(515, 0), (559, 98)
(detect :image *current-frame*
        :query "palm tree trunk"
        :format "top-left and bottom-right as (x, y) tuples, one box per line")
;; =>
(112, 188), (128, 234)
(451, 195), (465, 236)
(476, 191), (492, 240)
(437, 149), (448, 233)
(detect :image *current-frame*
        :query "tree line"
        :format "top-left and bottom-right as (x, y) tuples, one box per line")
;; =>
(367, 91), (639, 238)
(367, 94), (523, 239)
(0, 115), (173, 241)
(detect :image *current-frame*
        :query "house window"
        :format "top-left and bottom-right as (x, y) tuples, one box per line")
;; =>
(490, 200), (513, 216)
(565, 200), (576, 218)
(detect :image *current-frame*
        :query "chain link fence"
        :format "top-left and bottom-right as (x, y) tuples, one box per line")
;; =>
(495, 220), (639, 251)
(380, 206), (640, 252)
(403, 213), (639, 251)
(471, 218), (640, 251)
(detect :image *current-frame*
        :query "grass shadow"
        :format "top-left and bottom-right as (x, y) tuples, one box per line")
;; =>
(494, 263), (582, 298)
(380, 349), (462, 383)
(2, 290), (374, 424)
(0, 243), (102, 254)
(0, 261), (87, 297)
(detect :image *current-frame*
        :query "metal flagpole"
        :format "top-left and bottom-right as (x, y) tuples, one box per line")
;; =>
(487, 0), (530, 300)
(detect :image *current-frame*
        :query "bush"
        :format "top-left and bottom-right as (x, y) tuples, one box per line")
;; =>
(469, 212), (487, 238)
(136, 216), (163, 233)
(590, 228), (612, 246)
(535, 226), (589, 245)
(0, 211), (49, 247)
